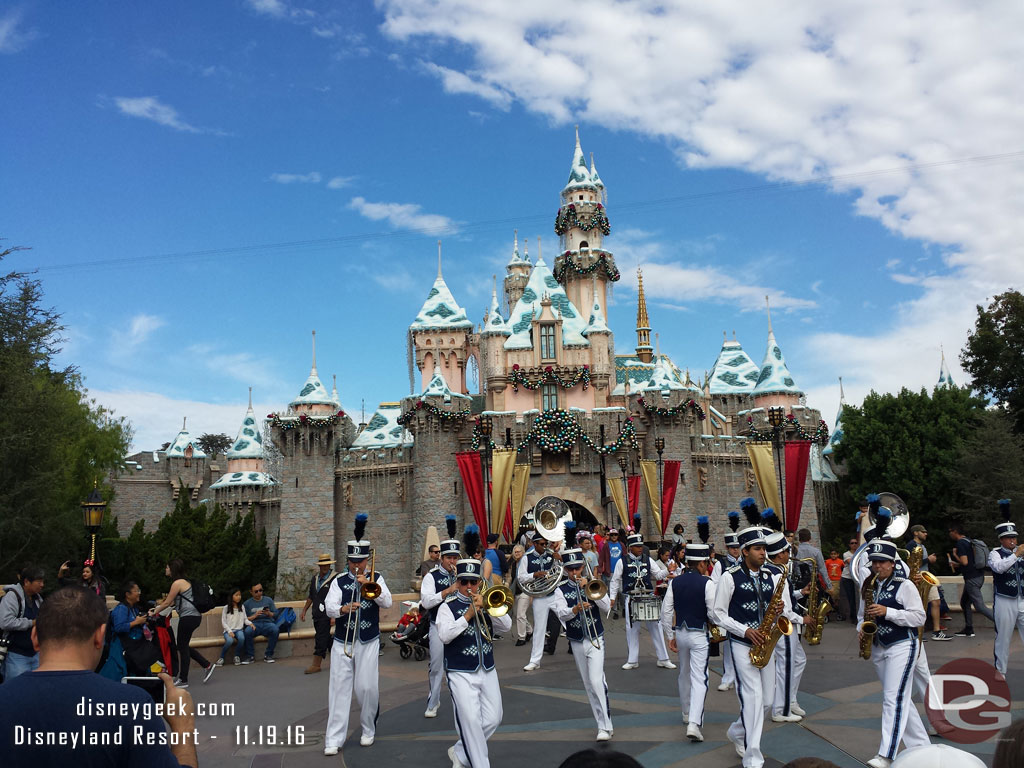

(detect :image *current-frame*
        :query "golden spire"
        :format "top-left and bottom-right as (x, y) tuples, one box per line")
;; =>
(636, 268), (653, 363)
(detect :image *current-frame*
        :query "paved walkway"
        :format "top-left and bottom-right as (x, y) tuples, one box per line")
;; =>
(186, 618), (1022, 767)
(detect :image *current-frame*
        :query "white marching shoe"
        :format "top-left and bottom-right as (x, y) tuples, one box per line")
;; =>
(359, 734), (374, 747)
(771, 713), (802, 723)
(448, 746), (467, 768)
(867, 757), (892, 768)
(717, 681), (733, 691)
(323, 746), (339, 756)
(523, 662), (540, 671)
(621, 661), (639, 670)
(596, 730), (612, 742)
(729, 735), (745, 758)
(656, 659), (677, 669)
(424, 705), (439, 718)
(686, 723), (703, 742)
(790, 702), (807, 716)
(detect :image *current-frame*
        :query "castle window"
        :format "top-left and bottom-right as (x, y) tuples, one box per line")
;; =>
(542, 383), (558, 411)
(539, 324), (556, 360)
(578, 194), (584, 201)
(579, 240), (589, 250)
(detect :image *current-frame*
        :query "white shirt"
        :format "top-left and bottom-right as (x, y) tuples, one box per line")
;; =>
(856, 576), (925, 631)
(324, 570), (393, 619)
(609, 555), (659, 603)
(435, 593), (512, 644)
(419, 564), (456, 612)
(551, 584), (611, 625)
(989, 546), (1024, 573)
(712, 566), (797, 639)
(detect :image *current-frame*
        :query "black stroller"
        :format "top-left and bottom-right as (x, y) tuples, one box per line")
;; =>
(391, 601), (430, 661)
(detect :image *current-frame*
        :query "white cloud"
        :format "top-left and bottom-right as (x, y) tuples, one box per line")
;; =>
(269, 171), (321, 184)
(377, 0), (1024, 407)
(184, 344), (282, 390)
(326, 175), (356, 189)
(121, 314), (165, 348)
(0, 9), (36, 53)
(245, 0), (288, 17)
(421, 62), (513, 110)
(348, 196), (459, 234)
(110, 96), (224, 135)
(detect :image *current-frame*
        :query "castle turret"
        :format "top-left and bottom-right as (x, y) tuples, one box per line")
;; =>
(481, 282), (512, 409)
(290, 331), (336, 415)
(635, 269), (653, 363)
(410, 242), (474, 394)
(164, 417), (207, 502)
(553, 128), (618, 324)
(504, 230), (531, 311)
(752, 301), (803, 409)
(211, 389), (278, 526)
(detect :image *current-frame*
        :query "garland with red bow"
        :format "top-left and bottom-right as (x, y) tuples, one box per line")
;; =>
(635, 395), (706, 421)
(268, 410), (346, 430)
(509, 364), (590, 392)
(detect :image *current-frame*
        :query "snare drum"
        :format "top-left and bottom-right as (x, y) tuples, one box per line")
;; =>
(628, 595), (661, 623)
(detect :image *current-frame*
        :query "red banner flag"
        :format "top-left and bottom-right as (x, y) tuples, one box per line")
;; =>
(627, 474), (641, 523)
(784, 441), (812, 531)
(456, 451), (488, 540)
(661, 460), (682, 536)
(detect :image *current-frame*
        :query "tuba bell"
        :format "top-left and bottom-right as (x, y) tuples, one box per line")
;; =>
(864, 492), (910, 540)
(534, 495), (572, 542)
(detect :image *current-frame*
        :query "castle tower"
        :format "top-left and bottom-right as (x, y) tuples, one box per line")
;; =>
(410, 243), (474, 393)
(751, 300), (803, 409)
(635, 269), (653, 363)
(164, 417), (208, 502)
(290, 331), (336, 416)
(581, 279), (613, 405)
(707, 331), (760, 427)
(552, 128), (618, 323)
(937, 347), (956, 388)
(480, 282), (512, 410)
(504, 230), (531, 311)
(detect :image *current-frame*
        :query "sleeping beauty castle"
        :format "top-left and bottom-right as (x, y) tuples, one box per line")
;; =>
(111, 132), (840, 587)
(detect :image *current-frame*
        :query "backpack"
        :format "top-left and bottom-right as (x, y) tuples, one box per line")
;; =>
(275, 606), (297, 634)
(970, 539), (988, 570)
(185, 581), (216, 613)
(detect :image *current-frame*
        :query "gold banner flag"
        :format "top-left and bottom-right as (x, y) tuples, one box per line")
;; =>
(639, 459), (662, 535)
(745, 443), (781, 513)
(490, 448), (517, 538)
(510, 464), (530, 526)
(608, 476), (630, 531)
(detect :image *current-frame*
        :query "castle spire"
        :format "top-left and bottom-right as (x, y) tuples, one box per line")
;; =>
(311, 330), (318, 374)
(636, 268), (652, 362)
(765, 295), (774, 335)
(248, 386), (252, 409)
(437, 240), (442, 279)
(838, 376), (845, 403)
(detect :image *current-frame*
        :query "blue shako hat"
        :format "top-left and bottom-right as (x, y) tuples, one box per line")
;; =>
(997, 499), (1016, 539)
(560, 548), (584, 567)
(737, 526), (766, 549)
(867, 539), (898, 562)
(455, 559), (482, 580)
(765, 531), (789, 557)
(685, 543), (710, 561)
(347, 513), (371, 560)
(440, 514), (461, 556)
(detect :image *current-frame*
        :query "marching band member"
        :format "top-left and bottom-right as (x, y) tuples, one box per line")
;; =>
(419, 514), (461, 718)
(519, 529), (560, 671)
(610, 527), (675, 671)
(763, 531), (808, 723)
(323, 513), (393, 756)
(858, 538), (929, 768)
(713, 526), (783, 768)
(990, 500), (1024, 675)
(436, 556), (512, 768)
(714, 511), (742, 692)
(661, 533), (717, 743)
(551, 543), (614, 741)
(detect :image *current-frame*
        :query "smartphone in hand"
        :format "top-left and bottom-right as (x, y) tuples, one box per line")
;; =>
(121, 676), (167, 704)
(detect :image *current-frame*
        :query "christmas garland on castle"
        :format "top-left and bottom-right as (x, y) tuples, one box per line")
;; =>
(268, 410), (345, 430)
(745, 413), (830, 444)
(552, 252), (621, 283)
(554, 203), (611, 236)
(510, 364), (590, 392)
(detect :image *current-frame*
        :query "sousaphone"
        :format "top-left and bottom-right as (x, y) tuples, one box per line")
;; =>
(866, 491), (910, 540)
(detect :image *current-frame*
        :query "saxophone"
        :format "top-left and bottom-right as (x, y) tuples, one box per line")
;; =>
(859, 574), (878, 660)
(907, 545), (939, 639)
(749, 563), (794, 669)
(801, 557), (832, 646)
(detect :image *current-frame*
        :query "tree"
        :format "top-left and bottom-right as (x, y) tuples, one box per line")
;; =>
(197, 432), (232, 457)
(833, 385), (985, 556)
(961, 289), (1024, 433)
(0, 244), (132, 577)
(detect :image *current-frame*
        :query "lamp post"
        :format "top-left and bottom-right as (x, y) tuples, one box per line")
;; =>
(479, 416), (493, 539)
(81, 484), (107, 566)
(766, 406), (787, 524)
(654, 436), (665, 543)
(616, 452), (629, 533)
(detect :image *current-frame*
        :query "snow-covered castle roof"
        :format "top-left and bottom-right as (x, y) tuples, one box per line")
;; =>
(937, 351), (956, 388)
(210, 471), (277, 489)
(165, 421), (206, 459)
(612, 355), (687, 395)
(504, 256), (589, 350)
(351, 403), (413, 449)
(708, 338), (760, 394)
(226, 399), (264, 459)
(482, 288), (511, 337)
(290, 368), (334, 408)
(753, 330), (803, 396)
(411, 273), (473, 331)
(422, 363), (471, 401)
(563, 128), (599, 195)
(582, 291), (610, 336)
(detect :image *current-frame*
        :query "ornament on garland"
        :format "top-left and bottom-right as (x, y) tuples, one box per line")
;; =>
(745, 413), (830, 445)
(554, 203), (611, 236)
(470, 417), (498, 451)
(268, 410), (345, 430)
(635, 395), (706, 421)
(509, 364), (590, 392)
(515, 409), (640, 456)
(552, 252), (621, 284)
(396, 399), (471, 427)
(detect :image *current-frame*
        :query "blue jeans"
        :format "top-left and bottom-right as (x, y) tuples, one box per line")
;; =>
(221, 627), (254, 660)
(4, 650), (39, 680)
(251, 621), (278, 657)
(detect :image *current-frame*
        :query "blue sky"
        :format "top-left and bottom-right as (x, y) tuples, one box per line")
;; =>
(3, 1), (1022, 451)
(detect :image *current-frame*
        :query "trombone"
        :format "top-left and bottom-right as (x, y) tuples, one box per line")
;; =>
(341, 549), (379, 658)
(572, 560), (607, 648)
(471, 582), (514, 642)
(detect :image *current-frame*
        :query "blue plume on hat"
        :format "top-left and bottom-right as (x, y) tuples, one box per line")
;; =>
(633, 512), (642, 533)
(761, 508), (783, 531)
(866, 492), (880, 518)
(564, 519), (577, 548)
(741, 497), (761, 526)
(463, 524), (480, 558)
(999, 499), (1012, 522)
(445, 514), (457, 540)
(697, 515), (710, 544)
(353, 513), (368, 541)
(727, 510), (740, 532)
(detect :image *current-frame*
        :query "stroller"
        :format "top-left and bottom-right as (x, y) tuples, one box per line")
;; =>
(390, 601), (430, 661)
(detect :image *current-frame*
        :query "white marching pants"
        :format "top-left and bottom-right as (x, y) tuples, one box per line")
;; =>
(326, 636), (380, 749)
(673, 629), (709, 726)
(514, 593), (533, 641)
(994, 596), (1024, 675)
(726, 638), (776, 768)
(624, 598), (670, 664)
(773, 633), (806, 716)
(871, 637), (930, 761)
(721, 638), (736, 687)
(529, 595), (554, 664)
(570, 637), (613, 732)
(426, 623), (444, 711)
(448, 667), (503, 768)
